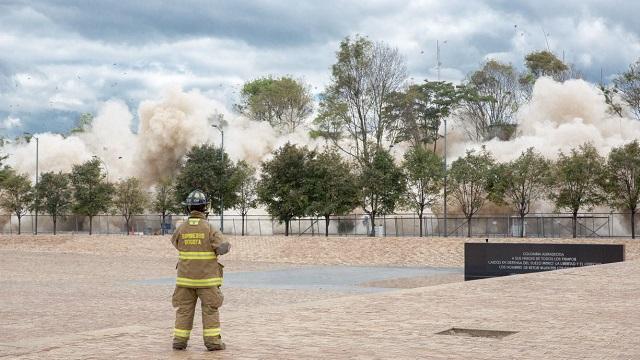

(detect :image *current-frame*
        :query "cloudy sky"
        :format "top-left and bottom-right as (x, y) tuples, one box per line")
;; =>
(1, 0), (639, 136)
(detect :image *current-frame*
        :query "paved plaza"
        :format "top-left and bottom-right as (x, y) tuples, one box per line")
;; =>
(0, 235), (638, 359)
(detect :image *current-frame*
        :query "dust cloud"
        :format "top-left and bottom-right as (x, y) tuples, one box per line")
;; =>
(4, 87), (316, 183)
(3, 77), (638, 188)
(448, 77), (640, 161)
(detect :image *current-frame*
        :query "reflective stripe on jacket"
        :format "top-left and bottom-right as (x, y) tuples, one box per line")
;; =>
(171, 211), (228, 288)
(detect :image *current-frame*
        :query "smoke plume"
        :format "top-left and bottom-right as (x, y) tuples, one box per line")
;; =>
(449, 77), (640, 161)
(3, 77), (639, 232)
(4, 87), (316, 183)
(136, 87), (214, 182)
(2, 76), (638, 219)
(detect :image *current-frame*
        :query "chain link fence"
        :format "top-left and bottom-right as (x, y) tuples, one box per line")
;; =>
(0, 212), (637, 238)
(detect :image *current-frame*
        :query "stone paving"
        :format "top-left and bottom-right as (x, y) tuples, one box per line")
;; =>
(0, 235), (638, 359)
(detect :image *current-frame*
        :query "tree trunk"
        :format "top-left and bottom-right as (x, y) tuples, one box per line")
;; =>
(53, 216), (57, 235)
(325, 214), (330, 237)
(520, 214), (525, 238)
(161, 213), (166, 235)
(572, 211), (578, 238)
(17, 216), (21, 235)
(631, 208), (637, 239)
(467, 216), (472, 237)
(285, 219), (289, 236)
(370, 212), (376, 237)
(241, 213), (246, 236)
(418, 213), (423, 237)
(89, 216), (93, 235)
(126, 217), (131, 235)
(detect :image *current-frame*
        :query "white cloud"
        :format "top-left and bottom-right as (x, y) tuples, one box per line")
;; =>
(1, 0), (639, 134)
(2, 116), (21, 129)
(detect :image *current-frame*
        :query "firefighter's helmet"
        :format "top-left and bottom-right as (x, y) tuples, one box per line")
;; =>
(183, 189), (209, 207)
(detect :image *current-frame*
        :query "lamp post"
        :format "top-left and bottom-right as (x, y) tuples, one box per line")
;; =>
(35, 136), (39, 235)
(436, 39), (448, 237)
(443, 119), (448, 237)
(436, 40), (447, 82)
(211, 124), (224, 233)
(24, 133), (39, 235)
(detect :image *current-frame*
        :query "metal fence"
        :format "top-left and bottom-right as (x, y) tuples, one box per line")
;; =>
(265, 213), (635, 238)
(0, 212), (637, 238)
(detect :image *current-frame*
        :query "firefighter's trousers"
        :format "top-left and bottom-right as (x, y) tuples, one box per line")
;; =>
(172, 286), (224, 342)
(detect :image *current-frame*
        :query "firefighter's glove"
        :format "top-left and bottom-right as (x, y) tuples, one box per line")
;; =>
(215, 242), (230, 255)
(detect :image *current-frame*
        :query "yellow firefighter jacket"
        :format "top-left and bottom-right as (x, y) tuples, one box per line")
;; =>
(171, 211), (227, 288)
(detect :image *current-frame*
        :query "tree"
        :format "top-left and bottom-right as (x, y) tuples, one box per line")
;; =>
(360, 148), (405, 236)
(489, 148), (552, 237)
(313, 35), (407, 165)
(401, 146), (444, 237)
(603, 140), (640, 238)
(174, 144), (239, 215)
(70, 159), (114, 235)
(612, 59), (640, 121)
(152, 177), (179, 235)
(257, 143), (314, 236)
(522, 51), (580, 99)
(459, 60), (522, 141)
(69, 113), (94, 135)
(0, 144), (9, 170)
(549, 143), (605, 238)
(385, 81), (468, 151)
(236, 76), (313, 133)
(0, 170), (33, 234)
(113, 177), (148, 235)
(0, 165), (11, 185)
(306, 149), (360, 236)
(600, 83), (625, 117)
(524, 50), (569, 80)
(233, 161), (258, 236)
(36, 172), (72, 235)
(449, 148), (496, 237)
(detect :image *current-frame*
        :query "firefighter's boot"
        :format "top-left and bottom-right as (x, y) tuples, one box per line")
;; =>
(204, 336), (226, 351)
(172, 337), (188, 350)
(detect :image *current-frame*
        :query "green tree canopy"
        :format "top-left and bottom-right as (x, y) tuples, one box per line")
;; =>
(612, 59), (640, 121)
(459, 60), (522, 141)
(69, 113), (94, 135)
(0, 169), (33, 234)
(359, 148), (405, 236)
(257, 143), (315, 236)
(70, 158), (114, 235)
(603, 140), (640, 238)
(313, 35), (407, 165)
(113, 177), (148, 235)
(600, 83), (625, 117)
(401, 146), (444, 237)
(174, 144), (239, 215)
(489, 148), (552, 237)
(385, 81), (468, 150)
(236, 76), (313, 133)
(152, 177), (179, 235)
(549, 143), (606, 238)
(449, 147), (496, 237)
(0, 144), (9, 168)
(233, 161), (258, 236)
(306, 149), (360, 236)
(0, 165), (11, 184)
(524, 50), (569, 80)
(36, 171), (72, 235)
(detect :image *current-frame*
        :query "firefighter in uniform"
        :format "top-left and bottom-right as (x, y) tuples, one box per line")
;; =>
(171, 190), (230, 351)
